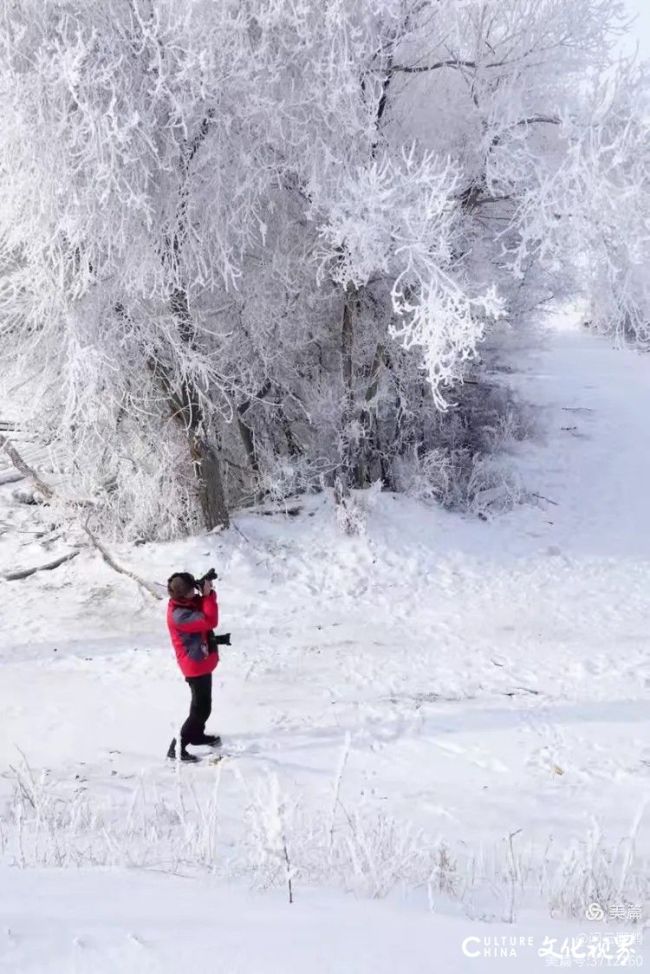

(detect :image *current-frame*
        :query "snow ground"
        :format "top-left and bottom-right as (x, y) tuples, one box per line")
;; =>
(1, 869), (607, 974)
(1, 314), (649, 970)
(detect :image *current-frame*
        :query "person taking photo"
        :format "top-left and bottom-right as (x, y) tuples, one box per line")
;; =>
(165, 571), (222, 762)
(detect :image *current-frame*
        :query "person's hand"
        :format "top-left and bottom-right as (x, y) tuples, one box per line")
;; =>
(202, 579), (213, 596)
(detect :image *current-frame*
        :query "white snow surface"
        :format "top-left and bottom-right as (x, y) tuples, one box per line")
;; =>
(0, 869), (610, 974)
(1, 314), (649, 970)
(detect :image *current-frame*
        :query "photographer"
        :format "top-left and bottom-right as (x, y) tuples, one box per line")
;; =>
(165, 569), (223, 763)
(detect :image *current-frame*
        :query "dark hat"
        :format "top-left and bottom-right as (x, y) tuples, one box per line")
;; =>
(167, 572), (196, 599)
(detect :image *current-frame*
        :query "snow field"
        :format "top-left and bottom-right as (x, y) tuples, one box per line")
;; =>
(1, 317), (649, 968)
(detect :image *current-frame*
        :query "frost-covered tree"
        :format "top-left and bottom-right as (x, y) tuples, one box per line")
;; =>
(519, 63), (650, 342)
(0, 0), (645, 538)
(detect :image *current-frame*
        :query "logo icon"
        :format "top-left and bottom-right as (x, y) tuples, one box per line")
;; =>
(585, 902), (604, 921)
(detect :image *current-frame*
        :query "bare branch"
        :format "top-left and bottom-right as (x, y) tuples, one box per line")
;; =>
(82, 522), (163, 600)
(3, 550), (80, 581)
(0, 434), (55, 500)
(392, 58), (476, 73)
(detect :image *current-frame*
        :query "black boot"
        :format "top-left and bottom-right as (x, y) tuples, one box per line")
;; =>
(166, 738), (199, 763)
(197, 734), (222, 747)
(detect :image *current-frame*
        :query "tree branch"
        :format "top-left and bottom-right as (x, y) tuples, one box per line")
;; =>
(0, 434), (55, 500)
(3, 550), (80, 581)
(82, 522), (163, 600)
(392, 58), (477, 73)
(392, 49), (555, 75)
(514, 114), (561, 127)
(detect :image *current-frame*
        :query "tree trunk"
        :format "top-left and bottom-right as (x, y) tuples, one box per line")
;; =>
(236, 379), (273, 475)
(189, 432), (229, 530)
(337, 285), (358, 496)
(236, 411), (259, 474)
(169, 287), (229, 530)
(158, 110), (228, 532)
(355, 341), (387, 488)
(149, 357), (229, 531)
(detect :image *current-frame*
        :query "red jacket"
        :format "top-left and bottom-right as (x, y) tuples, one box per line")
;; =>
(167, 590), (219, 678)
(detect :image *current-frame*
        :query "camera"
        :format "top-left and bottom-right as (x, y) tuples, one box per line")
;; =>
(207, 631), (231, 652)
(194, 567), (218, 589)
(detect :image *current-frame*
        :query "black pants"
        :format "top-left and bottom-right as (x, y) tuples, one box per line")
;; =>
(180, 674), (212, 748)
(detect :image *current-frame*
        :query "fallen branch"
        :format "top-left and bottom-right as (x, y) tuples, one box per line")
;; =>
(0, 433), (55, 499)
(531, 492), (558, 507)
(0, 470), (24, 486)
(239, 502), (303, 518)
(261, 506), (301, 517)
(82, 522), (163, 600)
(0, 434), (161, 599)
(3, 550), (80, 581)
(0, 434), (95, 508)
